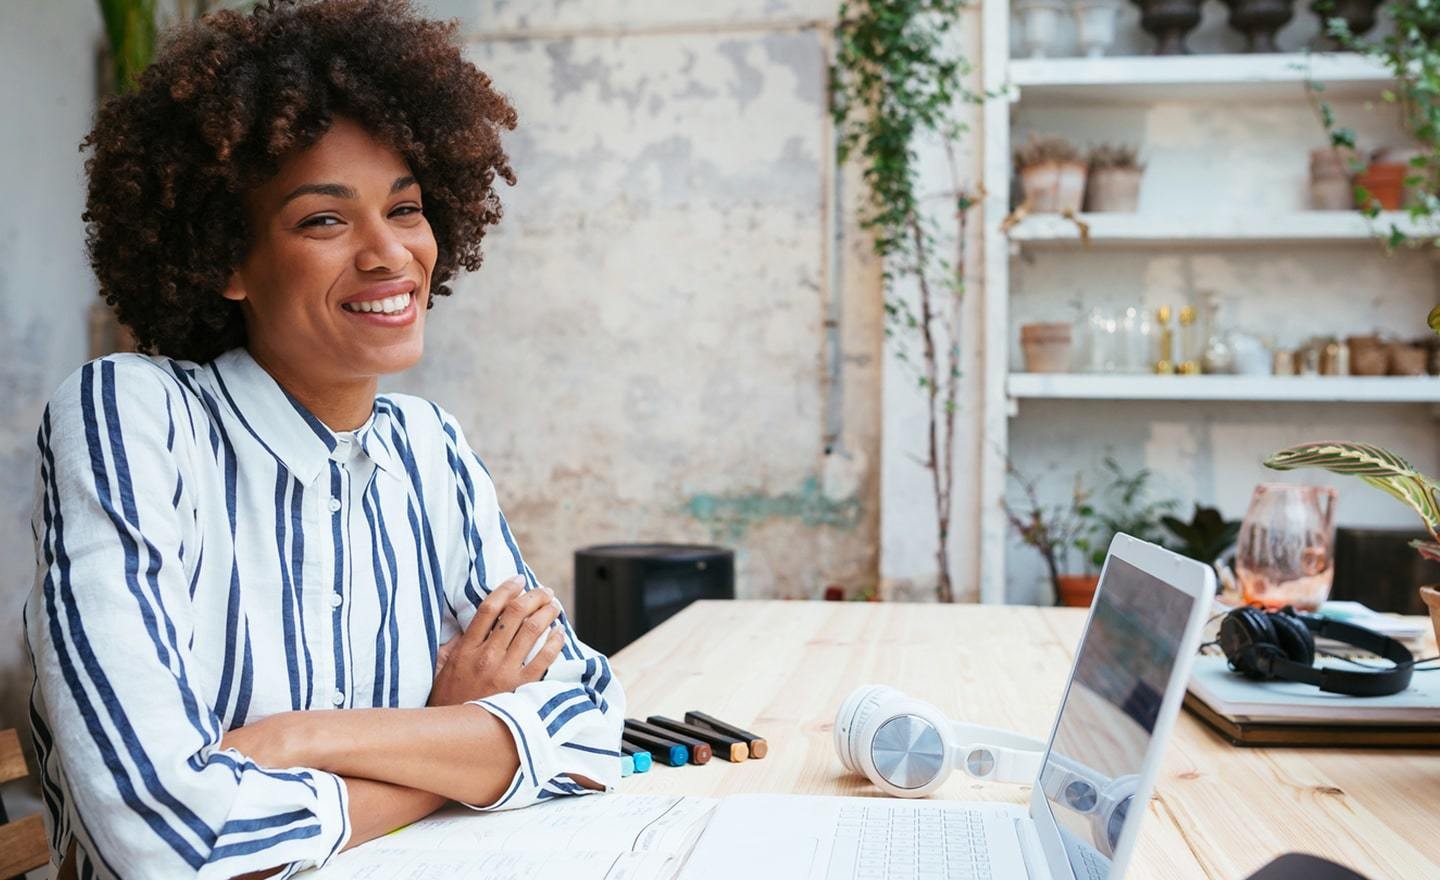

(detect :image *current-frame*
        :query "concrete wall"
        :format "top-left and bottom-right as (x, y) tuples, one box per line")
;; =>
(0, 0), (103, 850)
(397, 0), (884, 606)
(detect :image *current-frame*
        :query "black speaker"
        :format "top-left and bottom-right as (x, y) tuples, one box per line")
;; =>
(573, 544), (734, 655)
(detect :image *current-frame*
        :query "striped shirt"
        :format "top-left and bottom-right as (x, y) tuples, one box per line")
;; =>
(24, 347), (625, 879)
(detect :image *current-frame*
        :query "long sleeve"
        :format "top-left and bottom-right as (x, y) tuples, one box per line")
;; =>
(434, 407), (627, 811)
(24, 357), (351, 879)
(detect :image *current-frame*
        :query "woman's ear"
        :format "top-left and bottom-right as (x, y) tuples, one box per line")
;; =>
(221, 270), (247, 303)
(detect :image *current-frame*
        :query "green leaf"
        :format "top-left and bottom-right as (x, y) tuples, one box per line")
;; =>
(1264, 442), (1440, 539)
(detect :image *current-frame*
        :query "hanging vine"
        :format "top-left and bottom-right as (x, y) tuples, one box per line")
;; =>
(830, 0), (980, 603)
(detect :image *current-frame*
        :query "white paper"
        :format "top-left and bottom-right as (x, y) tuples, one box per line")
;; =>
(302, 795), (717, 880)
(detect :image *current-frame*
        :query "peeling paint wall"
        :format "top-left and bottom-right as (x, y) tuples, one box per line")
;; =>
(395, 1), (884, 603)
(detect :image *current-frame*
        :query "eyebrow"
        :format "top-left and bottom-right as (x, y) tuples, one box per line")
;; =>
(280, 175), (418, 207)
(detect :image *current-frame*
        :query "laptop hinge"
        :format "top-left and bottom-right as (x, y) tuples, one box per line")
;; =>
(1014, 818), (1057, 880)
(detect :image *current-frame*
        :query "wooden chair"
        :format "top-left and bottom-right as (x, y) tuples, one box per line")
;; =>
(0, 729), (48, 880)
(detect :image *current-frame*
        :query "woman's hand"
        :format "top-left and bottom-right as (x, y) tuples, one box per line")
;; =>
(428, 576), (566, 707)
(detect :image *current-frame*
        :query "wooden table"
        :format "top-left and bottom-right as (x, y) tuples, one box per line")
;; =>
(610, 601), (1440, 880)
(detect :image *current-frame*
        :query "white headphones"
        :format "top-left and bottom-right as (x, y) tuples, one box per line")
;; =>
(834, 685), (1047, 798)
(1041, 754), (1138, 858)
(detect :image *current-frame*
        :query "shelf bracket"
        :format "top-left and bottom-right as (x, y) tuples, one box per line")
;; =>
(1006, 395), (1019, 418)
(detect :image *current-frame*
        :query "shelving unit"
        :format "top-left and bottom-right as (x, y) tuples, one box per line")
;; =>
(1007, 374), (1440, 404)
(1008, 52), (1392, 104)
(1008, 211), (1435, 249)
(971, 3), (1437, 605)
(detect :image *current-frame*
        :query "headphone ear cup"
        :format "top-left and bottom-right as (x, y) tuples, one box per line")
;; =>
(1268, 609), (1315, 665)
(834, 685), (901, 775)
(857, 697), (953, 798)
(1220, 607), (1279, 679)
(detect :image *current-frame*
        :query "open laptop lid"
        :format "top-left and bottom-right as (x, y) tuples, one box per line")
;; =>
(1026, 534), (1214, 880)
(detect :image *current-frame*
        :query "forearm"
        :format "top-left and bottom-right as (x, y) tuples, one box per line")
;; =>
(292, 704), (521, 805)
(342, 776), (448, 850)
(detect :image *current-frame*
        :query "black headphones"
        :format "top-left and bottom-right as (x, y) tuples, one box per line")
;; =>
(1218, 605), (1414, 697)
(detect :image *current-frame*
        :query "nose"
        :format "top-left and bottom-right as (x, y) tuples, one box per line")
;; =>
(354, 217), (413, 274)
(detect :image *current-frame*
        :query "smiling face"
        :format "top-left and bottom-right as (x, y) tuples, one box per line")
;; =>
(223, 117), (438, 399)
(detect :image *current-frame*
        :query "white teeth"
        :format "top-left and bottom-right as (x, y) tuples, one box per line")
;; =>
(344, 292), (411, 315)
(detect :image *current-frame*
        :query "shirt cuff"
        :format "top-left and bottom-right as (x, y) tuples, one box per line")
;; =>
(274, 770), (351, 878)
(464, 692), (561, 811)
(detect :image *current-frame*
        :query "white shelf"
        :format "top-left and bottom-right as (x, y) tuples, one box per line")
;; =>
(1008, 53), (1393, 105)
(1007, 373), (1440, 404)
(1007, 211), (1435, 248)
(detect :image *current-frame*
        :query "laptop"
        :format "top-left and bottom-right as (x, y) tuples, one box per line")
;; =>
(678, 534), (1214, 880)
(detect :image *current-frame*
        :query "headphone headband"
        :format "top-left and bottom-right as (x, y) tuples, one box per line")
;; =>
(1223, 607), (1414, 698)
(1261, 613), (1414, 697)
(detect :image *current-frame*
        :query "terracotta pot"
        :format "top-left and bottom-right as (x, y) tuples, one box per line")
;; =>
(1020, 160), (1088, 213)
(1422, 586), (1440, 652)
(1224, 0), (1296, 52)
(1310, 177), (1354, 210)
(1373, 146), (1430, 208)
(1347, 335), (1387, 375)
(1021, 322), (1073, 373)
(1311, 0), (1382, 49)
(1388, 343), (1428, 376)
(1086, 167), (1143, 212)
(1354, 163), (1407, 210)
(1309, 147), (1355, 209)
(1132, 0), (1204, 54)
(1057, 574), (1100, 607)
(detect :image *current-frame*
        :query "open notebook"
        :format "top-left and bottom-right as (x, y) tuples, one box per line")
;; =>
(302, 794), (716, 880)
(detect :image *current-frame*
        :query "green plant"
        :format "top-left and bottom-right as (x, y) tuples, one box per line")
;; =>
(1074, 457), (1178, 570)
(1264, 443), (1440, 562)
(1003, 464), (1099, 606)
(1161, 504), (1240, 565)
(97, 1), (254, 95)
(1309, 0), (1440, 253)
(831, 0), (980, 603)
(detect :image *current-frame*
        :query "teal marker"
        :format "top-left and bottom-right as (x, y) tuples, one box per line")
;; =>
(631, 750), (652, 773)
(620, 754), (635, 777)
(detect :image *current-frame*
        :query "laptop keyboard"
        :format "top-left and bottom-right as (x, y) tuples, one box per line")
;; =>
(826, 804), (993, 880)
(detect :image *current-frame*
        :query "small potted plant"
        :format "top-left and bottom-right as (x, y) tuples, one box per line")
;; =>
(1085, 143), (1145, 212)
(1073, 457), (1180, 576)
(1004, 464), (1102, 607)
(1005, 457), (1178, 607)
(1016, 134), (1087, 214)
(1161, 504), (1242, 594)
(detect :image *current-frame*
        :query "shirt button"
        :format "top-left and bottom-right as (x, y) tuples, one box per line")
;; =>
(332, 691), (345, 706)
(329, 593), (343, 609)
(328, 498), (341, 513)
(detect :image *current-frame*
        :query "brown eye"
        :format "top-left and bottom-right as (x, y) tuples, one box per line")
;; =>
(299, 215), (341, 228)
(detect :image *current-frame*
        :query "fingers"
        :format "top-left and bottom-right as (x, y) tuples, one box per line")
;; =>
(521, 629), (567, 683)
(505, 595), (563, 667)
(488, 584), (555, 653)
(462, 575), (526, 648)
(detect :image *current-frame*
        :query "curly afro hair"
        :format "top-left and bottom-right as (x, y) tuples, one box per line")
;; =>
(82, 0), (517, 362)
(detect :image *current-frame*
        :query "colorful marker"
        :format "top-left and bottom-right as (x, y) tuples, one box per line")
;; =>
(622, 730), (688, 767)
(620, 741), (653, 773)
(685, 711), (769, 759)
(625, 719), (712, 765)
(648, 715), (748, 762)
(620, 754), (635, 777)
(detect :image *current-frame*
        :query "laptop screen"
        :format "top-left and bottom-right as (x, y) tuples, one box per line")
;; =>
(1038, 555), (1196, 878)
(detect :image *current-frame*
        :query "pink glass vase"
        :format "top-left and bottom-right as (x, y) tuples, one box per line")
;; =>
(1235, 483), (1337, 611)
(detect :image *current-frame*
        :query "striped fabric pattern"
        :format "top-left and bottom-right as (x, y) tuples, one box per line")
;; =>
(24, 348), (625, 878)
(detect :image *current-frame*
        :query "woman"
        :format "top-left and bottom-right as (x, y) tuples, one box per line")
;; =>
(24, 1), (625, 877)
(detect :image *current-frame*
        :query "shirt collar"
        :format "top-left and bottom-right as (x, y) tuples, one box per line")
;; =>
(210, 347), (400, 483)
